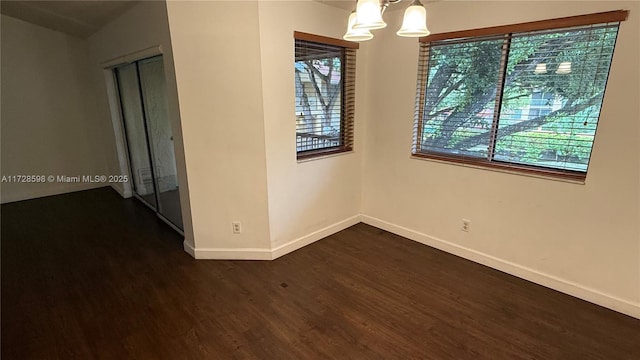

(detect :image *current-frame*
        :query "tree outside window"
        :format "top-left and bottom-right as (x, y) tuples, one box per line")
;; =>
(414, 21), (621, 178)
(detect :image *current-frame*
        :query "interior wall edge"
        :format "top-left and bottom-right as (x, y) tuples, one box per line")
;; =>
(360, 214), (640, 320)
(182, 240), (196, 258)
(109, 183), (132, 199)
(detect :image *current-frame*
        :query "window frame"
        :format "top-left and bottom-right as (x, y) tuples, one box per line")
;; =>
(412, 10), (629, 181)
(294, 31), (358, 160)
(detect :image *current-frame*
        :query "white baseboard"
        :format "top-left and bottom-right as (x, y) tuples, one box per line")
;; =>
(361, 215), (640, 319)
(271, 214), (362, 260)
(183, 240), (271, 260)
(1, 183), (106, 204)
(183, 240), (197, 258)
(182, 214), (361, 261)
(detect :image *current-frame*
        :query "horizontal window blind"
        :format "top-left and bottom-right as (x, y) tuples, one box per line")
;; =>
(494, 24), (619, 173)
(294, 33), (356, 159)
(419, 34), (506, 159)
(413, 12), (626, 180)
(342, 47), (356, 152)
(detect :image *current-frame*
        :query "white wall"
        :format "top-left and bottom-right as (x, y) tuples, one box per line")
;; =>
(165, 0), (272, 256)
(362, 1), (640, 317)
(1, 15), (107, 203)
(88, 1), (194, 245)
(257, 1), (366, 253)
(163, 0), (365, 258)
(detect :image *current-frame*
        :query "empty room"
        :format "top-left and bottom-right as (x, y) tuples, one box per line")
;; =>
(1, 0), (639, 358)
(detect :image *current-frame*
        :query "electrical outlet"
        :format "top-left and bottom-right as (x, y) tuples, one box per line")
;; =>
(461, 219), (471, 232)
(232, 221), (242, 234)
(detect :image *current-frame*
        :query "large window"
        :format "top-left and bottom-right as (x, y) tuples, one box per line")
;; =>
(413, 11), (628, 180)
(294, 32), (357, 160)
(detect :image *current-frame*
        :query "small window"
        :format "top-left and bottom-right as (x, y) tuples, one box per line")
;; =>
(294, 32), (358, 160)
(412, 11), (628, 180)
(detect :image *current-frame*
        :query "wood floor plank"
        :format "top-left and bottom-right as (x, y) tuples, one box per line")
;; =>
(2, 187), (639, 359)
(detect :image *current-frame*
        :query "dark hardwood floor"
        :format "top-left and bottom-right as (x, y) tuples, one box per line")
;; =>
(2, 187), (639, 359)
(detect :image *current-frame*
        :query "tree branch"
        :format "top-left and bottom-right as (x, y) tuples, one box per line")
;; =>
(425, 63), (456, 115)
(306, 60), (330, 83)
(432, 87), (498, 148)
(501, 92), (533, 103)
(428, 107), (455, 119)
(453, 92), (603, 150)
(306, 64), (327, 111)
(295, 70), (313, 120)
(434, 78), (464, 108)
(305, 60), (342, 128)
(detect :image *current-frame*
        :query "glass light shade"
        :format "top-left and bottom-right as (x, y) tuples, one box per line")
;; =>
(556, 62), (572, 74)
(397, 3), (430, 37)
(344, 12), (374, 42)
(534, 63), (547, 74)
(353, 0), (387, 30)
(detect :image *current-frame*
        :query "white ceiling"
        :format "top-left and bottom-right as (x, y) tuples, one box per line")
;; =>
(315, 0), (359, 11)
(316, 0), (439, 12)
(0, 0), (436, 39)
(0, 0), (139, 38)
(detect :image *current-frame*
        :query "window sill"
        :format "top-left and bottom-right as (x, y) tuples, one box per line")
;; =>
(410, 152), (586, 185)
(297, 148), (354, 163)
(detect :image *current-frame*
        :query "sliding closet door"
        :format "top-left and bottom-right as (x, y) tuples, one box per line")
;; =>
(115, 64), (157, 209)
(138, 57), (183, 229)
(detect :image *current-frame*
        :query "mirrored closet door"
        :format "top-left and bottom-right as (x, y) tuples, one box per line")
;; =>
(115, 56), (183, 232)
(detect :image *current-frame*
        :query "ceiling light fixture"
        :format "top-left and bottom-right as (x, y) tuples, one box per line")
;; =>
(344, 11), (374, 41)
(344, 0), (430, 41)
